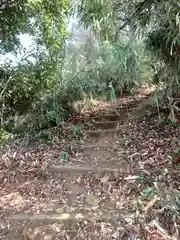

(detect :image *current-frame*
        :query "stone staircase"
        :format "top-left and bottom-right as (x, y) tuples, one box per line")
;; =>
(1, 96), (150, 239)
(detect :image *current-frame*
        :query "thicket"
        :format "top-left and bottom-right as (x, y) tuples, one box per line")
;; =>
(78, 0), (180, 121)
(1, 0), (180, 138)
(0, 40), (149, 134)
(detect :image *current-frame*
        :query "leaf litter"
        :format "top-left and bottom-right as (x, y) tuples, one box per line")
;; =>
(0, 90), (180, 239)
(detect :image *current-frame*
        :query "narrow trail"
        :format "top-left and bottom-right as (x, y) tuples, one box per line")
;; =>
(1, 91), (180, 239)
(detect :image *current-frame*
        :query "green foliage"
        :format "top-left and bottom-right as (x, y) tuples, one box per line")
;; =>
(0, 0), (151, 136)
(0, 0), (71, 135)
(0, 0), (70, 54)
(142, 1), (180, 121)
(63, 40), (145, 98)
(76, 0), (180, 121)
(107, 86), (116, 102)
(0, 0), (28, 53)
(59, 150), (68, 163)
(0, 129), (11, 146)
(0, 52), (61, 120)
(79, 0), (180, 122)
(71, 124), (83, 139)
(163, 190), (180, 218)
(0, 38), (148, 134)
(77, 0), (117, 40)
(141, 187), (155, 197)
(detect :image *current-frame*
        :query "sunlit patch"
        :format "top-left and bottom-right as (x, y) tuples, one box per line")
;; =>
(0, 191), (26, 211)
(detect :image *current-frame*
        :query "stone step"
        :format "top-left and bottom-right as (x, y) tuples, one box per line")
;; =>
(73, 140), (124, 150)
(93, 114), (120, 121)
(73, 143), (110, 150)
(7, 211), (132, 240)
(93, 120), (119, 129)
(0, 160), (127, 179)
(86, 128), (121, 137)
(9, 211), (122, 224)
(106, 102), (139, 111)
(108, 105), (135, 111)
(48, 165), (122, 173)
(83, 121), (119, 130)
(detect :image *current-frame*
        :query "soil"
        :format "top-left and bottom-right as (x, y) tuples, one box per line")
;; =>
(0, 89), (180, 240)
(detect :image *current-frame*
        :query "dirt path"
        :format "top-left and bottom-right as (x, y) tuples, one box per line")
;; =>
(0, 92), (180, 239)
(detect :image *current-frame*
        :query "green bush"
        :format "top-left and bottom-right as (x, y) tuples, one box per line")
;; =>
(62, 40), (147, 98)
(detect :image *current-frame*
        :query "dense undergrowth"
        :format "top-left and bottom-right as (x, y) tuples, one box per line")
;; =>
(0, 39), (151, 139)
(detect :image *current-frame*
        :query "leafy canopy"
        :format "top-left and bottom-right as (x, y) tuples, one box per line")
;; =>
(0, 0), (70, 54)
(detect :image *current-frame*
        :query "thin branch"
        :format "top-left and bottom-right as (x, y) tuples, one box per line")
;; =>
(152, 220), (177, 240)
(118, 0), (153, 31)
(0, 76), (11, 99)
(143, 195), (160, 213)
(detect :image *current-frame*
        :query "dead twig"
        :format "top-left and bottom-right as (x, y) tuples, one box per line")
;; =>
(152, 220), (177, 240)
(143, 195), (160, 213)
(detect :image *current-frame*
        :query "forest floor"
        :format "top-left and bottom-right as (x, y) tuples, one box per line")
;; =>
(0, 88), (180, 240)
